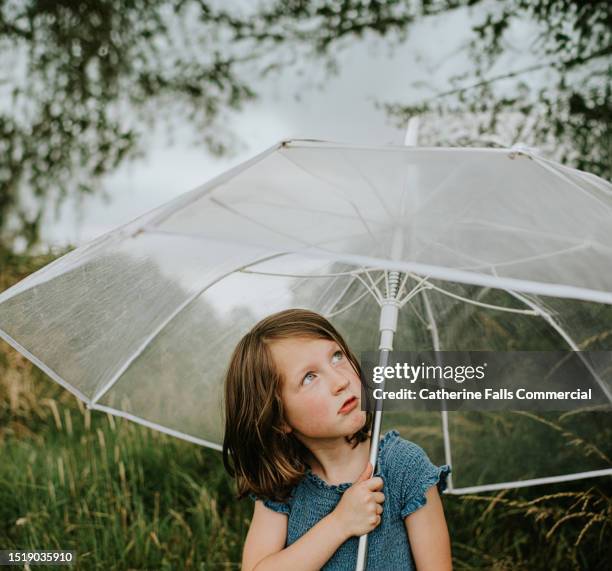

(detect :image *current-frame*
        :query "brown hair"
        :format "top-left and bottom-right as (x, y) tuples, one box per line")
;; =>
(222, 308), (373, 502)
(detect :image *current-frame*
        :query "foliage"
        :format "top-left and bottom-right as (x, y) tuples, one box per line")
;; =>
(0, 0), (263, 251)
(2, 1), (609, 251)
(252, 0), (611, 177)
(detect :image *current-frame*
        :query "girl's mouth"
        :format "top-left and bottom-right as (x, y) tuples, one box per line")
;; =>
(338, 396), (358, 414)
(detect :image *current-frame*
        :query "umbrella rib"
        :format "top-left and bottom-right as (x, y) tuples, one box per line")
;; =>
(318, 274), (348, 314)
(398, 286), (431, 307)
(413, 237), (597, 273)
(325, 281), (378, 318)
(239, 268), (371, 278)
(208, 196), (320, 250)
(406, 276), (538, 315)
(456, 219), (612, 254)
(364, 269), (386, 301)
(506, 290), (612, 404)
(532, 156), (612, 213)
(399, 273), (410, 297)
(145, 140), (283, 230)
(420, 289), (455, 492)
(339, 149), (394, 219)
(417, 237), (491, 268)
(326, 272), (386, 318)
(237, 197), (383, 225)
(283, 141), (510, 154)
(278, 151), (384, 253)
(538, 158), (612, 195)
(88, 403), (223, 451)
(461, 219), (580, 244)
(421, 290), (440, 350)
(89, 251), (290, 406)
(449, 242), (591, 273)
(408, 160), (472, 218)
(0, 327), (91, 405)
(487, 242), (591, 270)
(419, 237), (606, 273)
(398, 274), (433, 307)
(448, 468), (612, 494)
(353, 207), (385, 254)
(209, 197), (391, 257)
(404, 298), (430, 329)
(354, 272), (384, 306)
(237, 268), (381, 317)
(384, 269), (390, 298)
(142, 227), (385, 261)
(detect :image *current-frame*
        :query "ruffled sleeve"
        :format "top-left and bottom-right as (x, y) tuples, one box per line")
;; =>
(386, 437), (451, 519)
(248, 492), (291, 515)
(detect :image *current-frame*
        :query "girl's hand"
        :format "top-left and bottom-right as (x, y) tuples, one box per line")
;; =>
(331, 462), (385, 538)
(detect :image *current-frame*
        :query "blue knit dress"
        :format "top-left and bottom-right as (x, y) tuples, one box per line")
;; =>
(249, 429), (451, 570)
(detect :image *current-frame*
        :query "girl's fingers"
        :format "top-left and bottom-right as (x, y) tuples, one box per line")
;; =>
(376, 504), (383, 515)
(373, 491), (385, 503)
(355, 462), (373, 483)
(366, 476), (384, 490)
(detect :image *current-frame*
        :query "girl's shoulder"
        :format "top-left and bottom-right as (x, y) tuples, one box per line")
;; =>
(379, 429), (452, 518)
(247, 491), (293, 515)
(379, 429), (434, 470)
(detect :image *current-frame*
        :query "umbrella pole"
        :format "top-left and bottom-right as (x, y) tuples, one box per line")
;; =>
(355, 277), (401, 571)
(356, 118), (418, 570)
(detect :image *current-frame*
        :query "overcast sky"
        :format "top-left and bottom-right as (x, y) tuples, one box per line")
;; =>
(39, 4), (495, 251)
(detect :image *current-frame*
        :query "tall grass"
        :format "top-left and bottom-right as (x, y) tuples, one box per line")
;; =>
(1, 345), (250, 569)
(1, 251), (611, 569)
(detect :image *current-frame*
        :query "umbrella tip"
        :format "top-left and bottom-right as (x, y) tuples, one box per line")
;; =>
(404, 117), (420, 146)
(280, 138), (330, 148)
(508, 143), (539, 160)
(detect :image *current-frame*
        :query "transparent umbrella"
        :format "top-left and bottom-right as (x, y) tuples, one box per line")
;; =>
(1, 122), (611, 569)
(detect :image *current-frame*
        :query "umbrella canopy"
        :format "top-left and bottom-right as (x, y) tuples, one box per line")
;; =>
(1, 140), (611, 494)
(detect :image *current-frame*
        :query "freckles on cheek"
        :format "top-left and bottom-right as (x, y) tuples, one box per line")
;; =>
(300, 396), (329, 430)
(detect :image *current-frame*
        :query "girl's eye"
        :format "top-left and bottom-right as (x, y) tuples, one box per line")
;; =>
(302, 351), (344, 385)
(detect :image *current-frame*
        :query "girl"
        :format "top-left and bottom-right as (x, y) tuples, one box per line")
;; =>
(223, 308), (452, 570)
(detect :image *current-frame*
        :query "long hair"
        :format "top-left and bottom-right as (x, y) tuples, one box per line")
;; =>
(222, 308), (373, 502)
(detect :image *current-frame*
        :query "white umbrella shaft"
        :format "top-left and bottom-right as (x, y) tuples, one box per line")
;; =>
(356, 270), (402, 570)
(357, 119), (418, 569)
(355, 345), (392, 570)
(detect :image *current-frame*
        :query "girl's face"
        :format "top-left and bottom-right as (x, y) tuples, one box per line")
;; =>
(270, 336), (367, 443)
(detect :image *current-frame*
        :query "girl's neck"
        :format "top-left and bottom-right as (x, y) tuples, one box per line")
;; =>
(306, 436), (372, 486)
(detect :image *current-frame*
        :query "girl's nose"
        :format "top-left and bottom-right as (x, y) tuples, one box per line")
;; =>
(331, 370), (351, 393)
